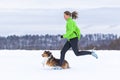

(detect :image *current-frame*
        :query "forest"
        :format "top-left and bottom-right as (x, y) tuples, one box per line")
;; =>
(0, 34), (119, 50)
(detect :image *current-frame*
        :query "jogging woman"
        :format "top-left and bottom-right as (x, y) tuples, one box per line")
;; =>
(59, 11), (98, 66)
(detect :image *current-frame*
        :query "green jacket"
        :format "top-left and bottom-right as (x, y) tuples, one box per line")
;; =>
(63, 18), (81, 40)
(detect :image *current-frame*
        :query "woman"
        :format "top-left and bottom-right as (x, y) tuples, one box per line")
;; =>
(59, 11), (98, 66)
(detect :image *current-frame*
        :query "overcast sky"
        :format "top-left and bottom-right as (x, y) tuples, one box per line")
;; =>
(0, 0), (120, 9)
(0, 0), (120, 36)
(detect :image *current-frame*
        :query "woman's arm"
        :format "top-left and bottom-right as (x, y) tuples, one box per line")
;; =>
(63, 21), (75, 38)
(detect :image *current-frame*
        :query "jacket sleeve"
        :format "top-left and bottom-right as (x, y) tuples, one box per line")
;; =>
(63, 21), (75, 38)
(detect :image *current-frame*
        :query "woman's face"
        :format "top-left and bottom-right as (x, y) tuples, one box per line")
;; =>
(64, 13), (70, 20)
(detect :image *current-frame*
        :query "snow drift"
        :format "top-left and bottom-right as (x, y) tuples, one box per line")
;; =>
(0, 50), (120, 80)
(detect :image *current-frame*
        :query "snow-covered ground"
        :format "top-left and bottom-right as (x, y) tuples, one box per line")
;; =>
(0, 50), (120, 80)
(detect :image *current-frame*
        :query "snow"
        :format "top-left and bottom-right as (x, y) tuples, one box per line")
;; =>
(0, 50), (120, 80)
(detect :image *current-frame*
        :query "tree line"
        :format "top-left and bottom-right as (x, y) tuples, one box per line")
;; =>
(0, 34), (119, 50)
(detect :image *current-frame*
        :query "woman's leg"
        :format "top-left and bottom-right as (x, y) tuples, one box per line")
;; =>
(60, 41), (71, 66)
(70, 38), (91, 56)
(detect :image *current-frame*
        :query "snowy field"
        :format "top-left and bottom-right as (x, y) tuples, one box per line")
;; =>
(0, 50), (120, 80)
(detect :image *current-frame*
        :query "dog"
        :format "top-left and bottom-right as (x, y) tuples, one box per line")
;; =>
(41, 51), (69, 69)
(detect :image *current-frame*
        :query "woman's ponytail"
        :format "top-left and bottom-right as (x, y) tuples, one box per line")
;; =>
(72, 11), (78, 19)
(64, 11), (78, 19)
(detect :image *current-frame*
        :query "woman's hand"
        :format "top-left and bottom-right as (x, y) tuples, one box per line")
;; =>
(61, 35), (63, 38)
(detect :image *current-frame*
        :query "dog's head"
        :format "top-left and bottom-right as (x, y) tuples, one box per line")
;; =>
(42, 51), (52, 58)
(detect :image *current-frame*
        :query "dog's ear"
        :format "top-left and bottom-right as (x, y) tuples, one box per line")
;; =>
(44, 51), (47, 53)
(48, 51), (51, 56)
(45, 51), (49, 53)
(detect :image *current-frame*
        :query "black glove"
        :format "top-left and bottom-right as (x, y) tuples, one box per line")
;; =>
(61, 35), (63, 38)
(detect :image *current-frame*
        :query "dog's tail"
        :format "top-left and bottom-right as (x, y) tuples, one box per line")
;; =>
(65, 62), (70, 69)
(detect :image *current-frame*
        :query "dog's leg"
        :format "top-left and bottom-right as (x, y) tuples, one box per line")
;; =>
(41, 58), (48, 70)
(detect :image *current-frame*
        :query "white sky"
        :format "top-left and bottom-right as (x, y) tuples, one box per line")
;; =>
(0, 0), (120, 36)
(0, 0), (120, 9)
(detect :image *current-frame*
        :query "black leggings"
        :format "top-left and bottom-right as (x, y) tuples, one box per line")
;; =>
(60, 37), (92, 66)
